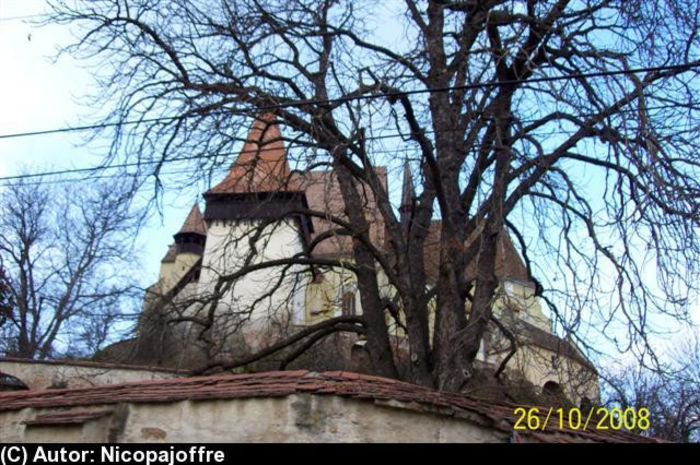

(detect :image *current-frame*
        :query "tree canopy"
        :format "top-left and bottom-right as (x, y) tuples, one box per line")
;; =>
(0, 177), (142, 358)
(46, 0), (700, 390)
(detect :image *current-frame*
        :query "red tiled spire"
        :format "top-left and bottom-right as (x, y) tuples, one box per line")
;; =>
(177, 204), (206, 236)
(207, 113), (293, 194)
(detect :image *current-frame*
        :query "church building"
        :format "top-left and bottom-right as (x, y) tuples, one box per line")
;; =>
(102, 113), (598, 406)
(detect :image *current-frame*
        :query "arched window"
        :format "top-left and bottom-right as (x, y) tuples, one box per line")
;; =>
(0, 372), (29, 392)
(341, 291), (356, 316)
(542, 380), (563, 397)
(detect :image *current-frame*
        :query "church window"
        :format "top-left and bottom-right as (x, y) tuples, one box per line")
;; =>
(542, 381), (563, 397)
(341, 291), (356, 316)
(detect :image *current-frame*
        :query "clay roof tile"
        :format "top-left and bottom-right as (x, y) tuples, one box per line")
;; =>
(160, 244), (177, 263)
(207, 113), (294, 194)
(423, 223), (530, 284)
(176, 204), (207, 236)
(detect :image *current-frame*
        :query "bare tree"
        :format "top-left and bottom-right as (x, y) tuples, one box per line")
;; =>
(46, 0), (700, 390)
(603, 334), (700, 442)
(0, 176), (142, 359)
(0, 266), (11, 329)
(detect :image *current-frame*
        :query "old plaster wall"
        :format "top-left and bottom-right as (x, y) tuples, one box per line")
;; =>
(116, 395), (505, 442)
(0, 358), (178, 390)
(1, 394), (506, 443)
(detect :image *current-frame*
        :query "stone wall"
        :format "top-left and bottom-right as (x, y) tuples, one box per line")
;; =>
(0, 358), (179, 390)
(0, 394), (505, 443)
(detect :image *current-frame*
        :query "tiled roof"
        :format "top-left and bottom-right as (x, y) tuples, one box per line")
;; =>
(160, 244), (177, 263)
(0, 370), (655, 443)
(490, 230), (530, 282)
(517, 321), (596, 371)
(207, 113), (295, 194)
(176, 204), (206, 236)
(423, 222), (530, 284)
(295, 168), (388, 257)
(200, 114), (530, 284)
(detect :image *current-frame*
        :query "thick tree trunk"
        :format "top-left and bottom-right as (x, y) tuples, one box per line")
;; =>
(433, 225), (469, 390)
(459, 229), (499, 364)
(401, 296), (433, 386)
(334, 161), (398, 379)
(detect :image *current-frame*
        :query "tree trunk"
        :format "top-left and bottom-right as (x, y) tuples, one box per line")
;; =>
(334, 161), (398, 379)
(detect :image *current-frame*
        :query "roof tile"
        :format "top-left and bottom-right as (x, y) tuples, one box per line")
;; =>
(207, 113), (294, 194)
(176, 204), (207, 236)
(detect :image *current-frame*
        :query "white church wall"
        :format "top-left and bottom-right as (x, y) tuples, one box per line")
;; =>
(160, 252), (202, 292)
(186, 218), (308, 354)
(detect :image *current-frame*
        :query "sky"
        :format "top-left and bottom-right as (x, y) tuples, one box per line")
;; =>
(0, 0), (407, 290)
(1, 1), (697, 366)
(0, 0), (196, 286)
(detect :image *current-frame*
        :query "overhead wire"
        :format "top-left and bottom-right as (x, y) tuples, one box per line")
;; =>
(0, 62), (698, 185)
(0, 62), (696, 142)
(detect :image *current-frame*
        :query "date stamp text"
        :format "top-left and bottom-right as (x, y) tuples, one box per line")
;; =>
(513, 407), (650, 432)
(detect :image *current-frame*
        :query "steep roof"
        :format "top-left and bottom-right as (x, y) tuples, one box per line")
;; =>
(293, 168), (387, 257)
(201, 115), (529, 284)
(200, 114), (531, 286)
(516, 321), (596, 371)
(400, 161), (416, 212)
(490, 229), (530, 282)
(176, 204), (206, 236)
(207, 113), (294, 194)
(399, 161), (416, 234)
(423, 222), (530, 284)
(0, 370), (656, 442)
(160, 244), (177, 263)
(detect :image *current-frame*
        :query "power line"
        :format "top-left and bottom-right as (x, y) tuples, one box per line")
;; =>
(0, 130), (415, 182)
(0, 141), (427, 185)
(0, 63), (697, 141)
(1, 99), (698, 185)
(0, 122), (651, 183)
(0, 166), (213, 188)
(0, 14), (44, 22)
(0, 116), (179, 140)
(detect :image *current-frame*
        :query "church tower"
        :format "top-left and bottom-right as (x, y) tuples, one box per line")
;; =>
(197, 113), (312, 340)
(157, 204), (206, 292)
(202, 113), (312, 235)
(173, 204), (207, 255)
